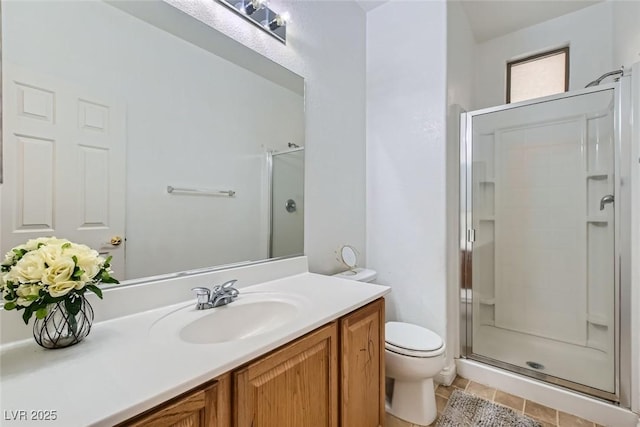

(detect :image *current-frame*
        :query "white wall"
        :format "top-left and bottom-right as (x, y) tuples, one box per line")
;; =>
(473, 2), (614, 109)
(164, 0), (367, 274)
(613, 1), (640, 70)
(367, 1), (448, 342)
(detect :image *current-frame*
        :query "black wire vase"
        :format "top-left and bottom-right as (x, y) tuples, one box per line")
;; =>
(33, 295), (94, 349)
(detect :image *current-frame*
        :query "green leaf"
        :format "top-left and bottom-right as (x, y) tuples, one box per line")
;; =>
(65, 296), (82, 316)
(100, 271), (119, 283)
(62, 242), (71, 249)
(86, 284), (103, 299)
(72, 268), (85, 279)
(72, 255), (78, 265)
(22, 306), (34, 324)
(4, 302), (16, 310)
(103, 255), (113, 268)
(42, 294), (57, 304)
(35, 308), (48, 319)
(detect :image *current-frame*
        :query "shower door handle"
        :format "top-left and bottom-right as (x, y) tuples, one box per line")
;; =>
(599, 194), (614, 211)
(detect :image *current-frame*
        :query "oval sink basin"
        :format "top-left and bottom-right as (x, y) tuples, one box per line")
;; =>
(150, 292), (301, 345)
(180, 300), (297, 344)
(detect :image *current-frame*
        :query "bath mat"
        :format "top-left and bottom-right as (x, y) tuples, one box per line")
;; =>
(436, 389), (542, 427)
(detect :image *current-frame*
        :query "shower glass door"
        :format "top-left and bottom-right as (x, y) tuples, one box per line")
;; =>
(270, 148), (304, 258)
(462, 87), (617, 398)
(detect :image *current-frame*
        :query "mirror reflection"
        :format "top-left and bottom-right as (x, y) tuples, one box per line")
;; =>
(0, 0), (305, 282)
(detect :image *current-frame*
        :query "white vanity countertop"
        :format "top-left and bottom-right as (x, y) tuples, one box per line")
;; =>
(0, 272), (390, 426)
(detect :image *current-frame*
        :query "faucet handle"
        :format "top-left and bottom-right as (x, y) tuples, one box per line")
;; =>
(191, 287), (211, 304)
(221, 279), (238, 290)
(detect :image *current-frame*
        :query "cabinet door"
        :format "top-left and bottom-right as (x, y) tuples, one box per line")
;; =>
(234, 323), (339, 427)
(122, 374), (230, 427)
(340, 299), (385, 427)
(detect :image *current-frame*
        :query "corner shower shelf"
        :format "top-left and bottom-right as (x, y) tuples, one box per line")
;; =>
(586, 216), (608, 224)
(479, 179), (495, 185)
(479, 297), (495, 306)
(586, 171), (608, 180)
(478, 216), (495, 221)
(587, 314), (609, 328)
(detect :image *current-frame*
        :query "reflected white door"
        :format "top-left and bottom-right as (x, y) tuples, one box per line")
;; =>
(1, 64), (126, 277)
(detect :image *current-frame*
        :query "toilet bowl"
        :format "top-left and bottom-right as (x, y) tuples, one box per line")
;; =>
(385, 321), (445, 426)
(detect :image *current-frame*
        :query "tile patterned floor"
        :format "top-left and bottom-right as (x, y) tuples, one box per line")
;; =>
(385, 376), (604, 427)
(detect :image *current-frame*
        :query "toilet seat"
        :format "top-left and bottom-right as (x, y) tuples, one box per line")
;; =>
(385, 341), (445, 358)
(385, 321), (445, 358)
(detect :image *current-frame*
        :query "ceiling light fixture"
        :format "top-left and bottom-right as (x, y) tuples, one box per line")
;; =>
(219, 0), (289, 44)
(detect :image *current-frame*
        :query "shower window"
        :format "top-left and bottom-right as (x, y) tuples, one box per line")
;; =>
(507, 47), (569, 103)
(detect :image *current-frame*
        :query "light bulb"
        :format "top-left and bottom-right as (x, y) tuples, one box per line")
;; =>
(267, 12), (290, 30)
(245, 0), (267, 15)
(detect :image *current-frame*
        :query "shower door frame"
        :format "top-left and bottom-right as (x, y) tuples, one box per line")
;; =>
(459, 79), (632, 407)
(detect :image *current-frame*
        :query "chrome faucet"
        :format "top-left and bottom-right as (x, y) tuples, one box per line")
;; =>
(191, 279), (239, 310)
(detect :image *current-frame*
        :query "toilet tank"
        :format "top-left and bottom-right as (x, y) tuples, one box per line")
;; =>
(332, 267), (377, 283)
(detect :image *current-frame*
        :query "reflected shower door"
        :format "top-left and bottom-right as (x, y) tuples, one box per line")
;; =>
(466, 88), (616, 396)
(270, 149), (304, 258)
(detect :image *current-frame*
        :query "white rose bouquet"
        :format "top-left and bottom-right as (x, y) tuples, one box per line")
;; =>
(1, 237), (118, 324)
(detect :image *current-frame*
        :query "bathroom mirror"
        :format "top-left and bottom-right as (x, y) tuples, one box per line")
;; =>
(0, 0), (305, 283)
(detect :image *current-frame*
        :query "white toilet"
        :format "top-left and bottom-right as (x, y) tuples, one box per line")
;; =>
(385, 321), (445, 426)
(332, 247), (446, 426)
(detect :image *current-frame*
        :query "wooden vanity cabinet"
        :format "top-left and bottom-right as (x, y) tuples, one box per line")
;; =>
(234, 322), (339, 427)
(119, 374), (231, 427)
(120, 298), (385, 427)
(339, 299), (385, 427)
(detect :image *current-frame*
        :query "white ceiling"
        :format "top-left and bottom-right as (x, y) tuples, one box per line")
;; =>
(459, 0), (602, 42)
(353, 0), (603, 43)
(353, 0), (388, 12)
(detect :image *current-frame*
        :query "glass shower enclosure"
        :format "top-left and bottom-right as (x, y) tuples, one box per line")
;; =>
(269, 147), (304, 258)
(460, 82), (631, 402)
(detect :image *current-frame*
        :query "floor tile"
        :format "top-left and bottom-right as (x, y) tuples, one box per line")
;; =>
(435, 394), (448, 414)
(387, 375), (602, 427)
(493, 389), (525, 413)
(451, 376), (470, 389)
(434, 384), (456, 398)
(466, 381), (496, 400)
(524, 400), (558, 424)
(558, 411), (595, 426)
(386, 412), (412, 427)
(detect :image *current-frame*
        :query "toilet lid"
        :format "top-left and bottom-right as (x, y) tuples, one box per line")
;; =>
(385, 321), (443, 352)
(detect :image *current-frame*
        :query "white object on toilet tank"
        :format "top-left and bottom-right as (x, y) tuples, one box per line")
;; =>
(333, 245), (377, 282)
(333, 267), (377, 283)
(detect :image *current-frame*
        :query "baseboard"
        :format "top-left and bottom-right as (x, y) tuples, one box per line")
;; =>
(435, 360), (457, 386)
(457, 359), (639, 427)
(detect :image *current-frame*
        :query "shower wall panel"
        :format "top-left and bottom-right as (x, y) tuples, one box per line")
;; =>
(494, 120), (587, 345)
